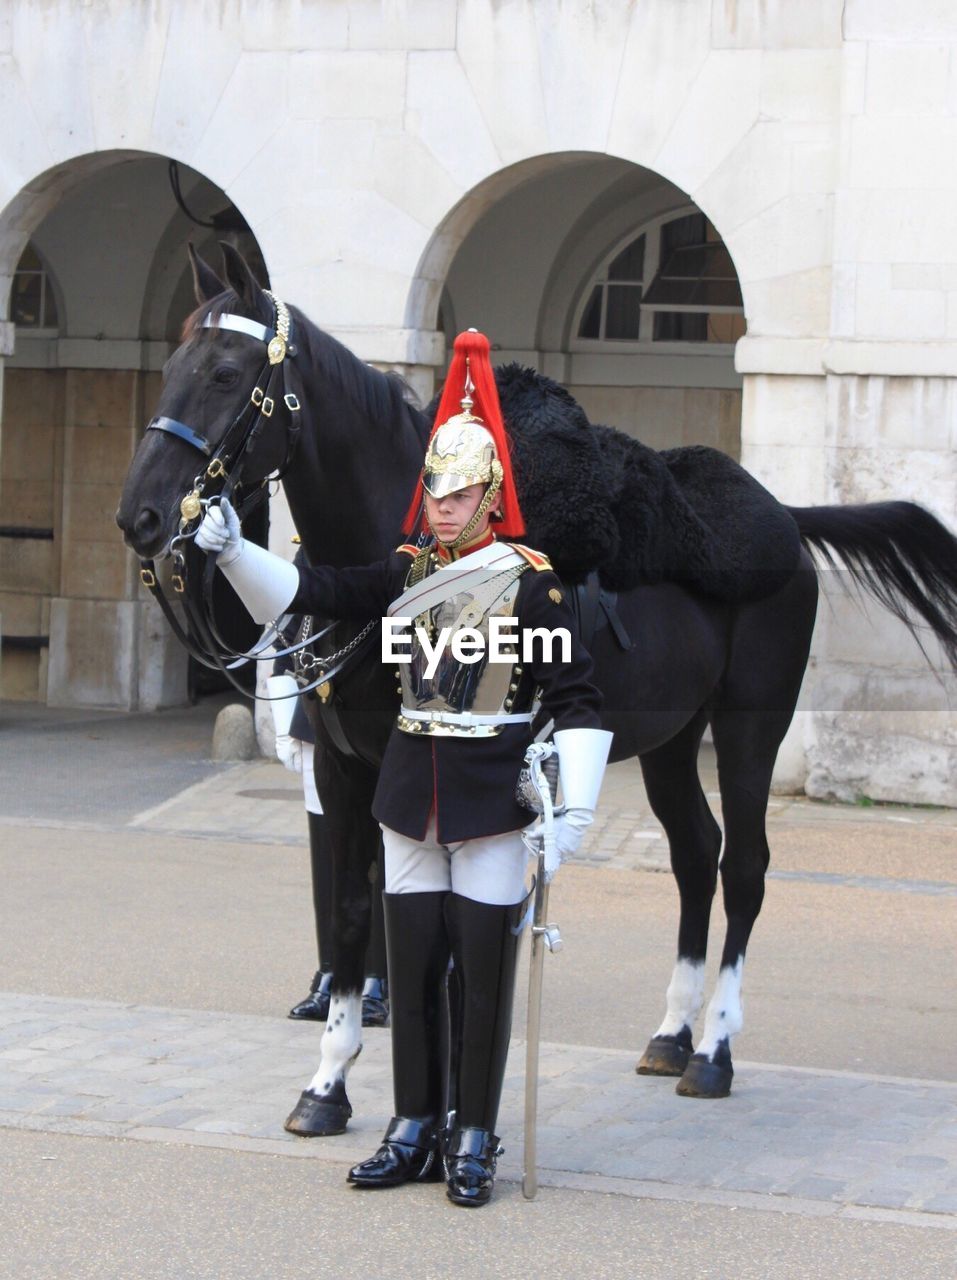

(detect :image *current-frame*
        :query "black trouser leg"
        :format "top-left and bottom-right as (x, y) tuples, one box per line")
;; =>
(288, 812), (334, 1020)
(308, 811), (334, 970)
(366, 842), (388, 975)
(443, 889), (530, 1207)
(361, 842), (390, 1027)
(348, 891), (450, 1188)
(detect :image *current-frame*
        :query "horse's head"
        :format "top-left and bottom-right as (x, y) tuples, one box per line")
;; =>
(116, 244), (297, 559)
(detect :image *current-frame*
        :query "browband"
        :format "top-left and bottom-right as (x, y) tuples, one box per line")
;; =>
(202, 313), (275, 344)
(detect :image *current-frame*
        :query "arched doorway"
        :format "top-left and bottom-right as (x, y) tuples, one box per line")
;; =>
(411, 153), (745, 457)
(0, 152), (266, 709)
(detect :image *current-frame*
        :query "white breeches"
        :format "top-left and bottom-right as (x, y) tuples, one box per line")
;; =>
(301, 743), (323, 816)
(382, 818), (530, 905)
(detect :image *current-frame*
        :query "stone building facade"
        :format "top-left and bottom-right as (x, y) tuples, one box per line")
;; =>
(0, 0), (954, 803)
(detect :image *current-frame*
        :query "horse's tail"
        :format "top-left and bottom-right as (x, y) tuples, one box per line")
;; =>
(787, 501), (957, 671)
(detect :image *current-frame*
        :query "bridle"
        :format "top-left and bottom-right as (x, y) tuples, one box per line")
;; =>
(136, 290), (356, 700)
(145, 289), (303, 565)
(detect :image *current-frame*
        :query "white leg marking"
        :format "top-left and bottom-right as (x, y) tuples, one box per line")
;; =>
(654, 959), (705, 1038)
(306, 993), (362, 1096)
(696, 958), (745, 1061)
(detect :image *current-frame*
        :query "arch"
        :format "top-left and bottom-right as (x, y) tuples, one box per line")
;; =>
(0, 151), (142, 315)
(406, 151), (752, 343)
(407, 152), (746, 460)
(0, 150), (267, 711)
(405, 153), (629, 334)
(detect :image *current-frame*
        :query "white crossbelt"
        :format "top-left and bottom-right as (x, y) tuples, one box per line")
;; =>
(399, 706), (533, 726)
(387, 542), (525, 620)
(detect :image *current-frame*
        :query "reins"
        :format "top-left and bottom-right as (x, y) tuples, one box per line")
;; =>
(137, 290), (376, 702)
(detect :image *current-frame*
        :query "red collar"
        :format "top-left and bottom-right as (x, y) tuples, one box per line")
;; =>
(434, 529), (496, 564)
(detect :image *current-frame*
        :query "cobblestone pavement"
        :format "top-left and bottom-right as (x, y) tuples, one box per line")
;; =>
(3, 700), (956, 1236)
(1, 991), (955, 1229)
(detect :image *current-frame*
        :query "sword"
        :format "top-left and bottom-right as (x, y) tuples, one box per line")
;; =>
(519, 742), (564, 1201)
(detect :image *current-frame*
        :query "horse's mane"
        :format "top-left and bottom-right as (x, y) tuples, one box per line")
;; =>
(181, 291), (426, 440)
(294, 307), (426, 435)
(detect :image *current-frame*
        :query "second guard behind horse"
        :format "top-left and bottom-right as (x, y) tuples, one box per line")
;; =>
(267, 589), (389, 1027)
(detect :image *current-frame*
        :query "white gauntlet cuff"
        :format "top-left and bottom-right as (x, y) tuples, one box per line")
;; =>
(554, 728), (613, 812)
(219, 542), (300, 624)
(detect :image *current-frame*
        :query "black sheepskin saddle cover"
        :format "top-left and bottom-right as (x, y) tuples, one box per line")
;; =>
(479, 364), (801, 602)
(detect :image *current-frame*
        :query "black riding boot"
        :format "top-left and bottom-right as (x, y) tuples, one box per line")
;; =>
(289, 812), (334, 1020)
(443, 889), (531, 1208)
(348, 891), (450, 1189)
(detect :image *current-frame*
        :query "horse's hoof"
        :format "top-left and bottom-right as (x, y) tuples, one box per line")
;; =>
(284, 1090), (352, 1137)
(636, 1030), (693, 1077)
(675, 1049), (733, 1099)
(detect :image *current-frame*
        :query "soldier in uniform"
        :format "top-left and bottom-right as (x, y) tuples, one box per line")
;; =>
(197, 329), (612, 1208)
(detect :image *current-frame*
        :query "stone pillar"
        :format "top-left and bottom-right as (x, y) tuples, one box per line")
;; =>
(806, 373), (956, 806)
(738, 347), (956, 806)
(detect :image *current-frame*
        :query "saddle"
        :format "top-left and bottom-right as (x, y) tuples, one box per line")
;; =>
(454, 364), (803, 605)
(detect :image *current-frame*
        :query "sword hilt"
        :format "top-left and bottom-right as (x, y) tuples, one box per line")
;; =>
(532, 922), (562, 952)
(541, 751), (560, 803)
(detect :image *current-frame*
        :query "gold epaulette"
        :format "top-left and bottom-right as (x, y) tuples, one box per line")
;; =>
(399, 543), (434, 587)
(511, 544), (553, 572)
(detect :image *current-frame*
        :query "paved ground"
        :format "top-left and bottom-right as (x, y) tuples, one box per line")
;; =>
(1, 697), (955, 1277)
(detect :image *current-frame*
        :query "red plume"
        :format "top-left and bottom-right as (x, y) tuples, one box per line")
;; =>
(403, 329), (525, 538)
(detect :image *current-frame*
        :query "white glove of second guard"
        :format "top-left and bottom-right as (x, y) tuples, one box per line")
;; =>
(544, 807), (594, 882)
(275, 733), (303, 775)
(195, 498), (243, 564)
(266, 674), (303, 776)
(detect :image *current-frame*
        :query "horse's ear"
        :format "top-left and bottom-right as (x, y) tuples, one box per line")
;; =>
(220, 241), (265, 313)
(187, 243), (225, 304)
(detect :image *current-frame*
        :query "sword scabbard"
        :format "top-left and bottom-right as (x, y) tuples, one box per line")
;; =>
(522, 854), (551, 1200)
(521, 743), (562, 1202)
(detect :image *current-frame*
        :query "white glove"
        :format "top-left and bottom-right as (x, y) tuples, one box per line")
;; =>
(195, 498), (243, 565)
(544, 807), (594, 882)
(266, 674), (303, 774)
(275, 734), (303, 775)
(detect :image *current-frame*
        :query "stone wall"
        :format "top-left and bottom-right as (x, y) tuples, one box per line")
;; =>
(0, 368), (62, 699)
(0, 365), (186, 708)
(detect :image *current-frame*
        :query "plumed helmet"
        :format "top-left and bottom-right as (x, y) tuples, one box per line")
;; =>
(404, 329), (524, 538)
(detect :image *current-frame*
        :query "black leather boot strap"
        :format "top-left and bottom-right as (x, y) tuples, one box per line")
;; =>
(384, 1115), (440, 1151)
(446, 1125), (501, 1160)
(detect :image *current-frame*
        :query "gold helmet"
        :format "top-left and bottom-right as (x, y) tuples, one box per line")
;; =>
(422, 413), (504, 501)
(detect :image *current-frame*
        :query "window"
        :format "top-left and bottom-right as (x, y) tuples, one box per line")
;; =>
(576, 212), (744, 346)
(578, 235), (645, 341)
(11, 244), (59, 330)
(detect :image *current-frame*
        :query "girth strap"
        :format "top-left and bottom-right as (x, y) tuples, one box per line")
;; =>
(570, 570), (632, 652)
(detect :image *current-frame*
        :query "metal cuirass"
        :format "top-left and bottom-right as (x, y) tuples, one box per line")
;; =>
(396, 563), (529, 738)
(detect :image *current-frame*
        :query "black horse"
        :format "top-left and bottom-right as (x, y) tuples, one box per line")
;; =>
(116, 245), (957, 1136)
